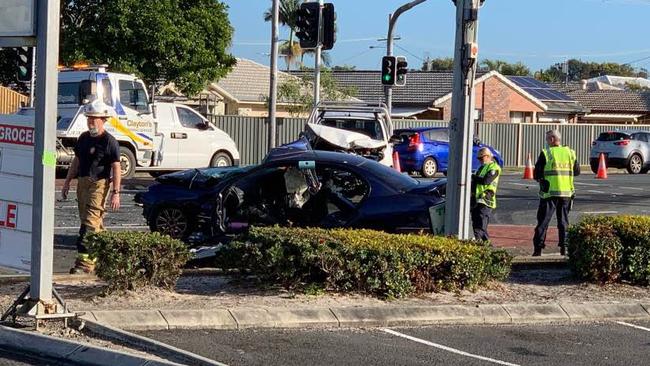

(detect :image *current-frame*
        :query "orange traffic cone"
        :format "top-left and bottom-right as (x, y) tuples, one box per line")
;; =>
(522, 152), (534, 180)
(596, 153), (608, 179)
(392, 150), (401, 172)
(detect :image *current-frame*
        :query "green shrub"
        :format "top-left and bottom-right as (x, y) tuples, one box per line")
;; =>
(85, 231), (191, 292)
(216, 226), (512, 299)
(568, 215), (650, 285)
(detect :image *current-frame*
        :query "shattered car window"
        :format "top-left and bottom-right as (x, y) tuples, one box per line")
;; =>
(317, 167), (368, 204)
(321, 118), (384, 140)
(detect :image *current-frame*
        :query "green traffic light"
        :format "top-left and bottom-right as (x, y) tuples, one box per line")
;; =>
(383, 74), (392, 82)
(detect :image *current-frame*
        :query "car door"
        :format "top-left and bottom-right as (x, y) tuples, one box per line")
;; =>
(174, 105), (211, 168)
(425, 129), (450, 171)
(152, 103), (180, 168)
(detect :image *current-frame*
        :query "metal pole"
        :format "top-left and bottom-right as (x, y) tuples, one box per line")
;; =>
(445, 0), (480, 239)
(30, 0), (60, 302)
(313, 0), (324, 107)
(29, 46), (36, 107)
(268, 0), (279, 150)
(385, 0), (428, 115)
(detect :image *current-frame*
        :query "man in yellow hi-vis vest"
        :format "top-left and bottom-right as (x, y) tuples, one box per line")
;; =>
(471, 147), (501, 242)
(533, 129), (580, 256)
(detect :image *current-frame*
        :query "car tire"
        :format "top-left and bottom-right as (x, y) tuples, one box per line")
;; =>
(421, 157), (438, 178)
(119, 146), (136, 179)
(150, 206), (193, 240)
(210, 151), (233, 168)
(627, 154), (643, 174)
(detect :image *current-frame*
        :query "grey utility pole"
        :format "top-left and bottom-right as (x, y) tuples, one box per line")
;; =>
(445, 0), (482, 239)
(268, 0), (279, 151)
(313, 0), (324, 107)
(385, 0), (428, 115)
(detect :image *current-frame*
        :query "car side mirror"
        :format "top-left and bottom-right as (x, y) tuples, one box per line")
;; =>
(389, 135), (402, 144)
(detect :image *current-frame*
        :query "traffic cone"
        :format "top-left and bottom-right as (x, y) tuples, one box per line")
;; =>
(392, 150), (401, 172)
(596, 153), (608, 179)
(522, 152), (534, 180)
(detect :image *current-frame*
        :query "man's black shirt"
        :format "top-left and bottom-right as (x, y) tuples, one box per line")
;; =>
(74, 131), (120, 180)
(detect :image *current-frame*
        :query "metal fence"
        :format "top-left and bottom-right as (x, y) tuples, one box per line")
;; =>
(210, 115), (650, 167)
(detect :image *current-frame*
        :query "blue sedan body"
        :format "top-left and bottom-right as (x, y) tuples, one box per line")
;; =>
(135, 147), (446, 241)
(393, 127), (503, 176)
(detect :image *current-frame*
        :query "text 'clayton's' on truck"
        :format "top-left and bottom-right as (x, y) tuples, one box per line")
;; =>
(9, 65), (240, 178)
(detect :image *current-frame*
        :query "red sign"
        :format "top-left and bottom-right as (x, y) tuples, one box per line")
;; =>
(0, 201), (17, 228)
(0, 124), (35, 146)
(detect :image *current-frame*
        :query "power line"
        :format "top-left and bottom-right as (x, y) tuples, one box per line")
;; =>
(394, 44), (425, 62)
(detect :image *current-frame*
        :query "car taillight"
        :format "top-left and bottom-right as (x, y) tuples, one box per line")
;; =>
(615, 140), (630, 146)
(408, 133), (421, 151)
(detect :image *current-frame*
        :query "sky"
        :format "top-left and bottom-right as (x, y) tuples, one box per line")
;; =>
(222, 0), (650, 73)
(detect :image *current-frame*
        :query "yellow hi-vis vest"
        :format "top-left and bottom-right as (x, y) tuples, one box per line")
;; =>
(475, 161), (501, 209)
(540, 146), (576, 199)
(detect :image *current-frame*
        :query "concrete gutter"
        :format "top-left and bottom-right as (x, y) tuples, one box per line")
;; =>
(81, 319), (226, 366)
(80, 302), (650, 331)
(0, 324), (183, 366)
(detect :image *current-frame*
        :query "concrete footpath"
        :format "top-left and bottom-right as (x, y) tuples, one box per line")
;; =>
(79, 302), (650, 331)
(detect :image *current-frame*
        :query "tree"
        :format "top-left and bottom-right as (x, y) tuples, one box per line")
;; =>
(332, 65), (357, 71)
(60, 0), (236, 96)
(273, 69), (358, 117)
(421, 57), (454, 71)
(537, 59), (648, 82)
(480, 59), (530, 76)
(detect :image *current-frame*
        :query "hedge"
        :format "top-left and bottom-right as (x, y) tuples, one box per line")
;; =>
(216, 226), (512, 299)
(567, 215), (650, 285)
(85, 231), (191, 292)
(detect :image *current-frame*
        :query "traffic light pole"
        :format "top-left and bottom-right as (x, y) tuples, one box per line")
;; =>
(313, 0), (324, 107)
(385, 0), (428, 115)
(30, 46), (36, 107)
(268, 0), (279, 151)
(445, 0), (481, 239)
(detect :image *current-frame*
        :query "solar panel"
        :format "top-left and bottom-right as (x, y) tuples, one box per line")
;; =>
(508, 76), (574, 102)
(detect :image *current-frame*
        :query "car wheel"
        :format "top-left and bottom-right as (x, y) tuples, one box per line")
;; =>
(627, 154), (643, 174)
(421, 157), (438, 178)
(150, 206), (192, 239)
(119, 146), (136, 179)
(210, 152), (233, 167)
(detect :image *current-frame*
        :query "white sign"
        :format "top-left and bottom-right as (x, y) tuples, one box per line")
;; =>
(429, 203), (445, 235)
(0, 0), (35, 37)
(0, 116), (34, 272)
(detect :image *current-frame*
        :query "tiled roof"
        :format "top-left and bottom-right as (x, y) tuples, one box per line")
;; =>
(213, 58), (301, 103)
(564, 90), (650, 113)
(291, 70), (459, 106)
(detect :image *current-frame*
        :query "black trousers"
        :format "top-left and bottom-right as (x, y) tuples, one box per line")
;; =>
(533, 197), (570, 249)
(471, 204), (492, 242)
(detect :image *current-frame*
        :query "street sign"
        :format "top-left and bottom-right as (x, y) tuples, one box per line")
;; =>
(0, 117), (35, 272)
(0, 0), (36, 37)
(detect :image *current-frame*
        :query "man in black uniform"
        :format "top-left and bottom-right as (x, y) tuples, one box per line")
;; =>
(62, 99), (122, 274)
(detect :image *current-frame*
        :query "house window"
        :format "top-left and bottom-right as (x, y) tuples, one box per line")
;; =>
(510, 111), (533, 123)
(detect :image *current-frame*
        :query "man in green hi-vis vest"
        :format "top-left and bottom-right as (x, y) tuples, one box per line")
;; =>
(533, 129), (580, 257)
(471, 147), (501, 242)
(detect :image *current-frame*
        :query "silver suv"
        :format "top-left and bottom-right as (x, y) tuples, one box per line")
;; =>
(590, 130), (650, 174)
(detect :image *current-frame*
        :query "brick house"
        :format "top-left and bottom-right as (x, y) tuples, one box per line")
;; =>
(324, 70), (588, 123)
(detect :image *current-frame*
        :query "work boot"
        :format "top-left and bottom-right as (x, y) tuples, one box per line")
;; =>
(532, 247), (542, 257)
(69, 257), (95, 275)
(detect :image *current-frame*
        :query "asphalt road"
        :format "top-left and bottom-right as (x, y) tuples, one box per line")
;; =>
(0, 347), (79, 366)
(42, 171), (650, 273)
(140, 320), (650, 366)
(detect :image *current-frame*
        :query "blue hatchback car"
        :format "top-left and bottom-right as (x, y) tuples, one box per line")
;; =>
(393, 127), (503, 178)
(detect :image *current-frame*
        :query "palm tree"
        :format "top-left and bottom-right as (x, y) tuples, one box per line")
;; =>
(264, 0), (303, 71)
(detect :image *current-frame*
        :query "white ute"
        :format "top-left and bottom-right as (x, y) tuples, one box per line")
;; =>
(51, 65), (239, 178)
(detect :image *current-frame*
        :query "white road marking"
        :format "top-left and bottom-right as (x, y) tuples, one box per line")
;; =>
(56, 205), (139, 209)
(581, 211), (618, 215)
(616, 321), (650, 332)
(574, 182), (601, 186)
(382, 329), (520, 366)
(620, 186), (643, 191)
(54, 225), (148, 230)
(587, 190), (606, 194)
(507, 182), (533, 187)
(54, 189), (145, 194)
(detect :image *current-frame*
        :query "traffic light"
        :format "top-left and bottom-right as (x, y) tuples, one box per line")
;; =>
(395, 56), (408, 87)
(296, 2), (321, 49)
(321, 3), (336, 51)
(16, 47), (33, 82)
(381, 56), (396, 86)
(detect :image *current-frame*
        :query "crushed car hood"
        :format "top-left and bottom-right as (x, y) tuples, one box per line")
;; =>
(307, 123), (386, 150)
(155, 166), (253, 189)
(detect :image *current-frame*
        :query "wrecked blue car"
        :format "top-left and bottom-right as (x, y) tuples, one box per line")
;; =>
(135, 146), (446, 242)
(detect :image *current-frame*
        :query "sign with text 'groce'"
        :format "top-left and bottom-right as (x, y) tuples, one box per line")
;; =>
(0, 117), (34, 272)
